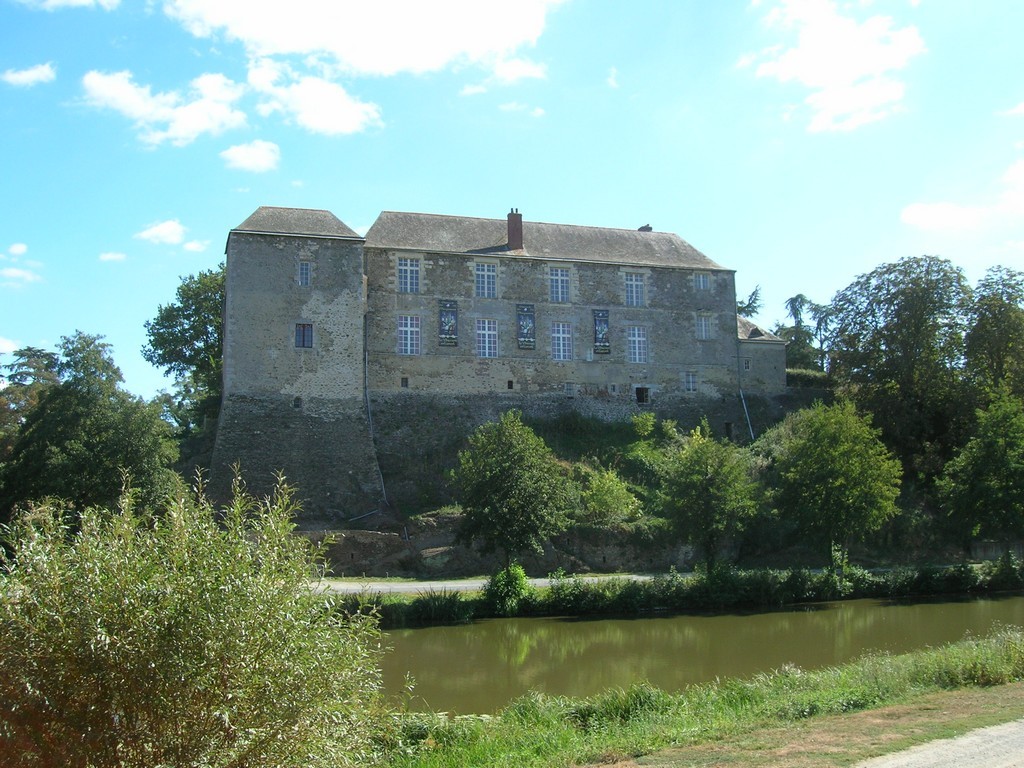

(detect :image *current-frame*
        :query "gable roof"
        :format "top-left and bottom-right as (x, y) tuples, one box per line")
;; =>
(364, 211), (726, 270)
(738, 316), (784, 343)
(233, 206), (362, 239)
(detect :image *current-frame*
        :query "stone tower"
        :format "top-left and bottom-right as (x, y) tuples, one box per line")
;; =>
(209, 207), (384, 526)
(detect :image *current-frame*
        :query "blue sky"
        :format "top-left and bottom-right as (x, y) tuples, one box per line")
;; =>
(3, 0), (1024, 398)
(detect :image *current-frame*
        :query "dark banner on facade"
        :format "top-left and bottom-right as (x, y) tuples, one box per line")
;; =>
(439, 300), (458, 346)
(517, 304), (535, 349)
(593, 309), (610, 354)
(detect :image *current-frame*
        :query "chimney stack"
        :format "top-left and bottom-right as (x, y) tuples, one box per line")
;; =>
(507, 208), (523, 251)
(638, 224), (653, 232)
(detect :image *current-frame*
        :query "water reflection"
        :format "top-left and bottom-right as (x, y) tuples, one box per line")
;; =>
(383, 596), (1024, 714)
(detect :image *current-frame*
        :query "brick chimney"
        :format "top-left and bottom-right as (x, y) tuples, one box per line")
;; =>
(507, 208), (523, 251)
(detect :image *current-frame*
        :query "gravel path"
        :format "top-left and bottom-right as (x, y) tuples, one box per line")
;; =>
(856, 718), (1024, 768)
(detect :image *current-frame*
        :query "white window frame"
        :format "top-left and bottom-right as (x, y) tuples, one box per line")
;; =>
(696, 314), (713, 340)
(397, 257), (420, 294)
(551, 322), (573, 361)
(549, 267), (570, 303)
(694, 272), (710, 291)
(684, 371), (698, 392)
(627, 326), (648, 363)
(475, 262), (497, 298)
(397, 315), (421, 355)
(625, 272), (645, 307)
(298, 261), (311, 287)
(476, 318), (498, 358)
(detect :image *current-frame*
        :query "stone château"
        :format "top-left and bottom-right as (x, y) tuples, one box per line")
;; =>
(210, 206), (785, 525)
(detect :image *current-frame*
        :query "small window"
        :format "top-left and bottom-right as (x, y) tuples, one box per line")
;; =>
(684, 371), (698, 392)
(743, 358), (751, 371)
(625, 272), (645, 307)
(507, 380), (514, 390)
(295, 323), (313, 348)
(551, 322), (573, 361)
(397, 258), (420, 294)
(627, 326), (648, 363)
(635, 386), (650, 404)
(564, 382), (577, 398)
(400, 376), (409, 388)
(397, 315), (420, 355)
(476, 319), (497, 358)
(696, 314), (713, 340)
(298, 261), (311, 287)
(549, 267), (570, 303)
(694, 272), (710, 291)
(475, 262), (497, 298)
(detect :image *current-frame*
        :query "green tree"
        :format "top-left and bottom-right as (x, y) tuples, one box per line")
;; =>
(760, 401), (902, 568)
(772, 293), (829, 371)
(659, 421), (758, 568)
(142, 265), (225, 434)
(0, 347), (59, 461)
(939, 390), (1024, 548)
(826, 255), (973, 482)
(965, 266), (1024, 397)
(0, 479), (386, 767)
(736, 285), (762, 318)
(0, 333), (179, 521)
(575, 464), (642, 526)
(452, 410), (578, 566)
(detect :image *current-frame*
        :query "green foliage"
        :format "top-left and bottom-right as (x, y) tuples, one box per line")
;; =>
(0, 333), (179, 521)
(142, 265), (225, 435)
(939, 390), (1024, 546)
(965, 266), (1024, 396)
(631, 411), (656, 438)
(758, 401), (902, 567)
(786, 368), (830, 388)
(0, 479), (387, 768)
(451, 410), (578, 565)
(483, 563), (534, 617)
(736, 285), (762, 318)
(659, 421), (758, 567)
(826, 256), (974, 483)
(575, 464), (642, 525)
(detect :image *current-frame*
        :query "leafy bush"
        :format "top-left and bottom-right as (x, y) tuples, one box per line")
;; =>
(786, 368), (830, 388)
(484, 563), (534, 617)
(0, 480), (387, 768)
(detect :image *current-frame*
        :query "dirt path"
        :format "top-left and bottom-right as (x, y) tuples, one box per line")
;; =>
(580, 684), (1024, 768)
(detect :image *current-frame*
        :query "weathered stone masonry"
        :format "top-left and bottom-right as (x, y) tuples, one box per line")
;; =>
(210, 206), (787, 524)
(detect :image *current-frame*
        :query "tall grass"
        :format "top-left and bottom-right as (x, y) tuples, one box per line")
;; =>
(377, 625), (1024, 768)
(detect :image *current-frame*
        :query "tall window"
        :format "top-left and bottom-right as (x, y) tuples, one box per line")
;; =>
(298, 261), (311, 287)
(625, 272), (645, 307)
(475, 262), (497, 298)
(397, 258), (420, 294)
(551, 322), (573, 361)
(549, 267), (569, 303)
(694, 272), (710, 291)
(684, 371), (698, 392)
(476, 319), (497, 358)
(294, 323), (313, 348)
(627, 326), (648, 363)
(397, 315), (420, 355)
(696, 314), (712, 340)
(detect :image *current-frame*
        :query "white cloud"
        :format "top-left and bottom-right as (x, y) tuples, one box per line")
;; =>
(2, 63), (56, 87)
(99, 251), (126, 262)
(1, 267), (42, 284)
(248, 60), (380, 135)
(82, 70), (247, 146)
(8, 243), (28, 256)
(607, 66), (619, 89)
(0, 336), (17, 355)
(163, 0), (560, 79)
(902, 159), (1024, 234)
(183, 240), (208, 252)
(135, 219), (186, 244)
(220, 139), (280, 172)
(749, 0), (925, 132)
(460, 84), (487, 96)
(498, 102), (545, 117)
(492, 57), (546, 83)
(1002, 101), (1024, 116)
(15, 0), (119, 9)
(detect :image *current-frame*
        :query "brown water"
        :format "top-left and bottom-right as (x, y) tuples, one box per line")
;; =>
(383, 596), (1024, 714)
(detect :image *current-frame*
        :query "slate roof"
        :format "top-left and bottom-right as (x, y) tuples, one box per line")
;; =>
(738, 316), (785, 342)
(364, 211), (726, 270)
(233, 206), (362, 239)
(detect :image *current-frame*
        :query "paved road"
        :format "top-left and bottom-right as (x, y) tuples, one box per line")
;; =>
(856, 718), (1024, 768)
(319, 574), (650, 594)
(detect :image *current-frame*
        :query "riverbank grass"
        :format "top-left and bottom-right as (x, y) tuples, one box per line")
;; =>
(378, 625), (1024, 768)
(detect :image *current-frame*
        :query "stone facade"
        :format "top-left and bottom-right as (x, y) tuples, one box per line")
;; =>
(210, 206), (786, 524)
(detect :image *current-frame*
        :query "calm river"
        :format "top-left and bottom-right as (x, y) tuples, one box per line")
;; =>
(382, 596), (1024, 714)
